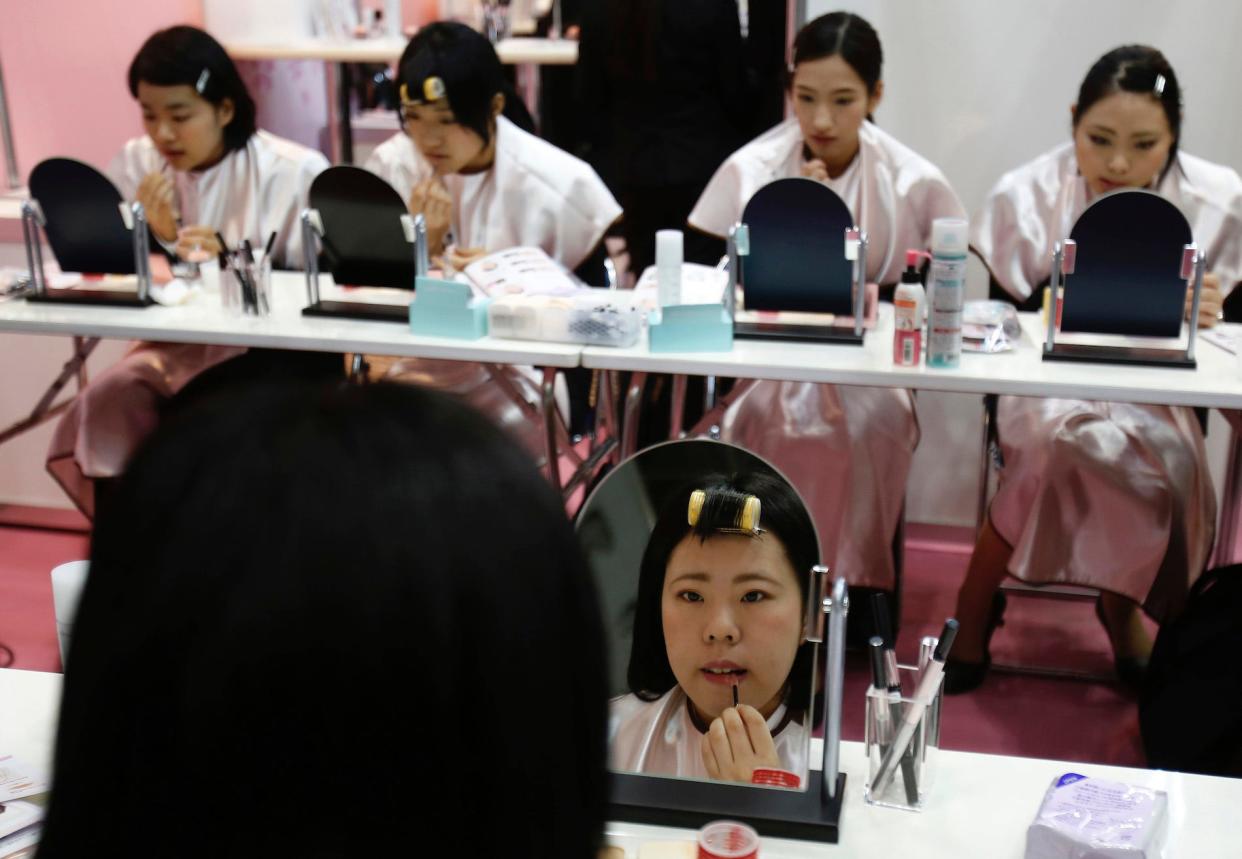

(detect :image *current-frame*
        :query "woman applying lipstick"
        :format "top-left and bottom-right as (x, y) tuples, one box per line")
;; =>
(950, 45), (1242, 694)
(685, 12), (966, 601)
(364, 22), (620, 451)
(366, 22), (620, 275)
(610, 474), (819, 784)
(45, 26), (329, 518)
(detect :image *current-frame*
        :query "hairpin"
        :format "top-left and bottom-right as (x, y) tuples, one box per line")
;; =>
(687, 489), (763, 536)
(400, 76), (448, 108)
(423, 76), (447, 101)
(195, 68), (211, 95)
(1153, 74), (1167, 97)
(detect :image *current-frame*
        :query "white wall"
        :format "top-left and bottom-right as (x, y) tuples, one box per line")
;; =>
(804, 0), (1242, 212)
(801, 0), (1242, 526)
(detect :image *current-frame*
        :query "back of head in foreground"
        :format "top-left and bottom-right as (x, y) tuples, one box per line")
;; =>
(36, 381), (607, 858)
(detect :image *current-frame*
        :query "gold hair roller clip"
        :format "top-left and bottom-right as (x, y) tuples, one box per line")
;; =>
(739, 496), (761, 534)
(423, 76), (447, 101)
(400, 83), (411, 104)
(686, 489), (763, 536)
(687, 489), (707, 527)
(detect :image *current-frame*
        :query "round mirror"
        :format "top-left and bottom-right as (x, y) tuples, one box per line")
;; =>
(576, 439), (821, 789)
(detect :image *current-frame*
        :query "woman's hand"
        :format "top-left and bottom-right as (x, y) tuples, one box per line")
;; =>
(444, 245), (487, 272)
(174, 225), (222, 263)
(408, 177), (452, 256)
(800, 158), (829, 183)
(1187, 272), (1223, 328)
(136, 172), (179, 243)
(700, 704), (782, 784)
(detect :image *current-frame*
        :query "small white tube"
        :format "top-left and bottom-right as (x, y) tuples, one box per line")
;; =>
(655, 229), (683, 307)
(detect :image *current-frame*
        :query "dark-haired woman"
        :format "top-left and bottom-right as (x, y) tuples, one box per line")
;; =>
(610, 474), (818, 784)
(365, 21), (619, 453)
(366, 21), (620, 273)
(949, 45), (1242, 694)
(687, 12), (966, 597)
(46, 26), (329, 518)
(36, 382), (608, 857)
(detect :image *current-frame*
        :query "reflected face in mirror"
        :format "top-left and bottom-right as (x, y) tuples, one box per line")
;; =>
(662, 532), (804, 724)
(1072, 91), (1174, 197)
(137, 82), (234, 172)
(790, 54), (881, 176)
(402, 97), (500, 175)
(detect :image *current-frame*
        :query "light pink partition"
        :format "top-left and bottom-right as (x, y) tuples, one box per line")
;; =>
(0, 0), (204, 184)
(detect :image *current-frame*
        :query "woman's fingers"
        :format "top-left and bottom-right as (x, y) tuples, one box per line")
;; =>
(721, 706), (755, 759)
(739, 705), (780, 766)
(700, 731), (721, 780)
(706, 716), (735, 772)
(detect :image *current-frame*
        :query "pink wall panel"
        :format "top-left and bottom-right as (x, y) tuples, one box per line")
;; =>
(0, 0), (204, 186)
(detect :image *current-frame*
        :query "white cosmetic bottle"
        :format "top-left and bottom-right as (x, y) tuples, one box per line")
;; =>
(655, 229), (683, 307)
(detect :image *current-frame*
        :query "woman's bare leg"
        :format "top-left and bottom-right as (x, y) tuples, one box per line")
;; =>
(1097, 591), (1153, 663)
(952, 519), (1014, 663)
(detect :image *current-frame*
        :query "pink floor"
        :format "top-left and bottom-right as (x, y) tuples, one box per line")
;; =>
(0, 520), (1145, 767)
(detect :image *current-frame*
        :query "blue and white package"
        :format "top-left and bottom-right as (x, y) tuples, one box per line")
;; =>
(1025, 773), (1168, 859)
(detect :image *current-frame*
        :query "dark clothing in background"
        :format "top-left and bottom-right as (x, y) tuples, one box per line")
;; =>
(741, 0), (789, 138)
(578, 0), (746, 274)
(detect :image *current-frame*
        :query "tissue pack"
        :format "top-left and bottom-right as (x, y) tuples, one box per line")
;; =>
(1025, 773), (1168, 859)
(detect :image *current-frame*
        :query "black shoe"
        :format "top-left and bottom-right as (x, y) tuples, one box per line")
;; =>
(1094, 598), (1150, 691)
(944, 591), (1007, 695)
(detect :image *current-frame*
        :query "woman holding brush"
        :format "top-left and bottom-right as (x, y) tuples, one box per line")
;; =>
(46, 26), (329, 518)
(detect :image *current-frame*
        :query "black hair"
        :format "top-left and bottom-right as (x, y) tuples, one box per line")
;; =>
(36, 381), (607, 858)
(1074, 45), (1183, 182)
(127, 25), (257, 152)
(627, 471), (818, 713)
(397, 21), (535, 144)
(788, 11), (883, 97)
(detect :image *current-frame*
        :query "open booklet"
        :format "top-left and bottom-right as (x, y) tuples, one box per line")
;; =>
(0, 755), (49, 857)
(464, 250), (732, 347)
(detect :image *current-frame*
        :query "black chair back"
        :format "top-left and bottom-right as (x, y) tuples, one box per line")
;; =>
(1062, 189), (1192, 338)
(740, 177), (854, 315)
(310, 166), (413, 289)
(28, 158), (135, 274)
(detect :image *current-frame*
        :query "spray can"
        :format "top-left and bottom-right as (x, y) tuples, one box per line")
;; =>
(926, 218), (969, 368)
(893, 249), (928, 367)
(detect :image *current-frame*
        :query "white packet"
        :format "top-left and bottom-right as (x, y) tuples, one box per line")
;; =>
(1025, 773), (1168, 859)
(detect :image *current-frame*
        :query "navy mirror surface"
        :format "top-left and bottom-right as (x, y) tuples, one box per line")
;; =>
(310, 166), (413, 289)
(1061, 189), (1191, 338)
(741, 178), (853, 314)
(29, 158), (135, 275)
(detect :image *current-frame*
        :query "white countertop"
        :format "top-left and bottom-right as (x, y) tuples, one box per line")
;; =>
(4, 284), (1242, 408)
(3, 669), (1236, 857)
(582, 308), (1242, 410)
(222, 36), (578, 66)
(0, 272), (582, 368)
